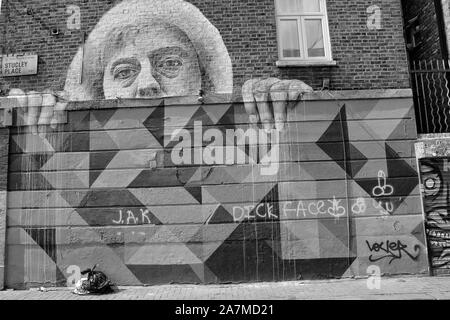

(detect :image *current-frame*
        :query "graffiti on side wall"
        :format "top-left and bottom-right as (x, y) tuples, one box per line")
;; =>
(366, 240), (420, 264)
(420, 158), (450, 272)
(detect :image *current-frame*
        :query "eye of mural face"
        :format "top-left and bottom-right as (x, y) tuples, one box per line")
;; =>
(110, 59), (141, 87)
(114, 65), (139, 80)
(155, 55), (183, 78)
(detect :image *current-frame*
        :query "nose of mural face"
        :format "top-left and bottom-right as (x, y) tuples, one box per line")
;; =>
(136, 67), (162, 98)
(138, 85), (161, 98)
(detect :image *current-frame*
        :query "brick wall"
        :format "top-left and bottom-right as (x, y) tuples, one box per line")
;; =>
(0, 0), (410, 95)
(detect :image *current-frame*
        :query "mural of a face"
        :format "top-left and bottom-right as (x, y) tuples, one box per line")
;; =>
(61, 0), (233, 101)
(5, 0), (312, 131)
(102, 24), (201, 99)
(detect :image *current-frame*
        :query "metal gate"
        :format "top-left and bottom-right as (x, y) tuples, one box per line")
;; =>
(411, 60), (450, 134)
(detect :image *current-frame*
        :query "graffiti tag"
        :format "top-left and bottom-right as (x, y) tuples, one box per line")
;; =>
(372, 170), (394, 197)
(232, 203), (277, 222)
(281, 198), (347, 220)
(366, 240), (420, 264)
(370, 170), (395, 215)
(351, 198), (367, 215)
(112, 209), (155, 225)
(372, 199), (394, 215)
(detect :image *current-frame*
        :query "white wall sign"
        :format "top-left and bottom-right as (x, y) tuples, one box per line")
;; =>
(1, 54), (38, 77)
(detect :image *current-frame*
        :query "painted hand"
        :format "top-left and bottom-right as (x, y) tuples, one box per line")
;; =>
(242, 78), (313, 131)
(7, 88), (69, 134)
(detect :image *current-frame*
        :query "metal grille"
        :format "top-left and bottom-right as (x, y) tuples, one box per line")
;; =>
(411, 60), (450, 134)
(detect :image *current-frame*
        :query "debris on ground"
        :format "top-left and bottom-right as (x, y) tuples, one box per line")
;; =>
(73, 264), (116, 295)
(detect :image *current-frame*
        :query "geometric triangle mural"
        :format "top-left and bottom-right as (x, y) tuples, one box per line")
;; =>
(6, 97), (428, 287)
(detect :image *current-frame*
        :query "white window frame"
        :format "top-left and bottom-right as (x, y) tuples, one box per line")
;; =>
(275, 0), (333, 64)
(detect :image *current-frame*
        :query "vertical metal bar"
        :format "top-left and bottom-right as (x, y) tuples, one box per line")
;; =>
(421, 60), (430, 134)
(431, 60), (438, 133)
(435, 60), (443, 133)
(442, 59), (450, 132)
(413, 60), (424, 134)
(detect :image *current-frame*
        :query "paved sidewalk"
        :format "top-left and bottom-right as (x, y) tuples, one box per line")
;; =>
(1, 275), (450, 300)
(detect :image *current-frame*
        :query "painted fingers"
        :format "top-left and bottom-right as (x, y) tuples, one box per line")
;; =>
(242, 78), (313, 132)
(7, 89), (69, 134)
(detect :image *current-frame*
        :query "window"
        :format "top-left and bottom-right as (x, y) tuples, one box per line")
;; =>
(275, 0), (333, 64)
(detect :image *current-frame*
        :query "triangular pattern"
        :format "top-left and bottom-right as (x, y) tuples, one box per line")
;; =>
(184, 186), (202, 204)
(13, 134), (55, 153)
(203, 103), (233, 124)
(354, 144), (419, 214)
(32, 153), (54, 170)
(90, 130), (119, 151)
(216, 103), (237, 126)
(89, 151), (117, 187)
(91, 109), (116, 128)
(204, 222), (283, 282)
(385, 143), (418, 178)
(102, 108), (154, 131)
(244, 184), (280, 223)
(186, 242), (230, 264)
(347, 144), (368, 178)
(143, 100), (165, 147)
(317, 104), (368, 179)
(41, 152), (89, 171)
(186, 106), (214, 127)
(387, 118), (411, 141)
(188, 263), (217, 283)
(91, 168), (143, 189)
(42, 170), (88, 190)
(207, 205), (234, 224)
(318, 219), (351, 258)
(24, 228), (58, 263)
(345, 100), (378, 120)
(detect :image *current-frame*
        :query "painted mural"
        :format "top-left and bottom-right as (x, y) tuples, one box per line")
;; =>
(4, 96), (429, 288)
(1, 0), (429, 288)
(7, 0), (311, 133)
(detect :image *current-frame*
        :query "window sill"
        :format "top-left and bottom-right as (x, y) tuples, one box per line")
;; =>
(276, 60), (338, 67)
